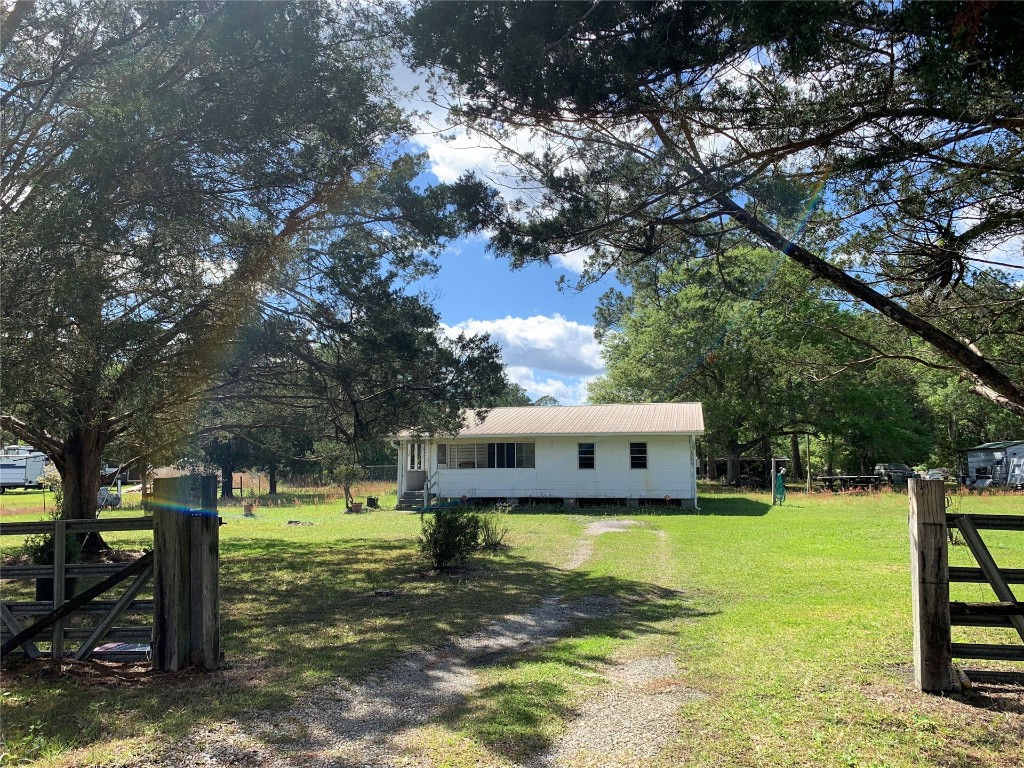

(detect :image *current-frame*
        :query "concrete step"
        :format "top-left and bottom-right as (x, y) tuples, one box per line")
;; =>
(396, 491), (424, 511)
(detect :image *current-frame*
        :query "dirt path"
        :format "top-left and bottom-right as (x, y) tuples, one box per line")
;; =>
(524, 522), (698, 768)
(526, 656), (704, 768)
(564, 518), (639, 569)
(154, 519), (688, 767)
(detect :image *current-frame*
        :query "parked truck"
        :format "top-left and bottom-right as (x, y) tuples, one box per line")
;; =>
(0, 445), (47, 493)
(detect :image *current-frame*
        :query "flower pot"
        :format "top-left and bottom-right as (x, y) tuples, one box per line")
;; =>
(366, 496), (378, 509)
(349, 502), (363, 514)
(35, 577), (77, 603)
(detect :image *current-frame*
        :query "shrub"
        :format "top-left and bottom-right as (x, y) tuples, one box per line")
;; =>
(419, 507), (481, 570)
(479, 501), (513, 550)
(22, 530), (82, 565)
(39, 465), (63, 510)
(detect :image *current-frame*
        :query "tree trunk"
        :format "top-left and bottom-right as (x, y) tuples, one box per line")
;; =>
(268, 460), (278, 495)
(59, 428), (103, 520)
(57, 427), (106, 554)
(726, 443), (741, 485)
(790, 433), (804, 481)
(220, 462), (234, 499)
(706, 449), (718, 481)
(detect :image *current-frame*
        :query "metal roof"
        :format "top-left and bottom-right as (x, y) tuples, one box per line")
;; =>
(966, 440), (1024, 451)
(399, 403), (704, 439)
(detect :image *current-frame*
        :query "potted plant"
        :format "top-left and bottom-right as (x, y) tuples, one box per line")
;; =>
(243, 487), (256, 516)
(24, 527), (82, 603)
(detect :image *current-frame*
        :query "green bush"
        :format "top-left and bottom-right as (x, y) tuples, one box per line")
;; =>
(480, 502), (513, 550)
(419, 507), (481, 570)
(22, 530), (82, 565)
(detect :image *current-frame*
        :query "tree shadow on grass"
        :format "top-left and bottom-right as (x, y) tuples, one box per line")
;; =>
(501, 496), (771, 518)
(693, 495), (771, 516)
(434, 579), (711, 764)
(0, 538), (715, 765)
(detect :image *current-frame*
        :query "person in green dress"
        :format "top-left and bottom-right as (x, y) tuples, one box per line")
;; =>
(775, 467), (787, 505)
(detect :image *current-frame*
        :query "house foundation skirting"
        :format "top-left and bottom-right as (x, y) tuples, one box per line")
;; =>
(433, 496), (697, 510)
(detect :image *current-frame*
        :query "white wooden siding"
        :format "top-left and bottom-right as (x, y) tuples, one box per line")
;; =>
(429, 435), (695, 499)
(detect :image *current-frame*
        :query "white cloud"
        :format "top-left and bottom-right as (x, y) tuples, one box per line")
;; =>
(442, 314), (603, 377)
(505, 367), (597, 405)
(551, 247), (592, 274)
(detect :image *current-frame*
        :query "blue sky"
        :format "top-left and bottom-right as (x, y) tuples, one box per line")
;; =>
(398, 69), (611, 405)
(411, 233), (608, 405)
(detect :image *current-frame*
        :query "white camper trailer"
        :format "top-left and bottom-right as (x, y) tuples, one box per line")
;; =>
(966, 440), (1024, 488)
(0, 445), (47, 492)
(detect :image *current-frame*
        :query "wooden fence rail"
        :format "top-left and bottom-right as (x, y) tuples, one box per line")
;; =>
(909, 478), (1024, 692)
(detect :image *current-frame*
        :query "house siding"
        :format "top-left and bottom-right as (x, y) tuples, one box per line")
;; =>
(429, 435), (696, 501)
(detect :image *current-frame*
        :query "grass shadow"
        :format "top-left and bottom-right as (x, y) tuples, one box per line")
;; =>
(0, 535), (715, 765)
(435, 574), (713, 764)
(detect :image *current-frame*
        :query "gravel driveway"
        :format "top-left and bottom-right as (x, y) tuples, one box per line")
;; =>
(150, 519), (693, 768)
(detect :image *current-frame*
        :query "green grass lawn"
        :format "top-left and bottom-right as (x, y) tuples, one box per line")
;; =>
(1, 487), (1021, 767)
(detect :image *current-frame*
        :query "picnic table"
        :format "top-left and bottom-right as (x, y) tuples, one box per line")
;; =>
(816, 475), (882, 492)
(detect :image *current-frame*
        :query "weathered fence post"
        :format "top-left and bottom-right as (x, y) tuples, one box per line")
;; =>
(908, 477), (957, 693)
(152, 476), (220, 671)
(51, 519), (66, 659)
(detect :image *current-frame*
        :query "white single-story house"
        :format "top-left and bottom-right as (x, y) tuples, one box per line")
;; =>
(395, 403), (704, 508)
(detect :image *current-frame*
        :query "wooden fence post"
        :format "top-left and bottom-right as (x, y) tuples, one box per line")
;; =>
(908, 478), (957, 693)
(51, 520), (66, 659)
(152, 476), (220, 671)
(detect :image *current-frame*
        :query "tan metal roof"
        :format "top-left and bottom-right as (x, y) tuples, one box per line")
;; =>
(400, 403), (704, 439)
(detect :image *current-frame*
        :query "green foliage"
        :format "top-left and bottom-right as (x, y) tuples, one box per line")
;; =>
(407, 0), (1024, 417)
(21, 530), (82, 566)
(1, 1), (509, 520)
(589, 248), (938, 478)
(479, 502), (513, 550)
(419, 507), (482, 570)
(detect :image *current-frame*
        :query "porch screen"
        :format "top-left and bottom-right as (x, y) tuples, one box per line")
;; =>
(453, 443), (534, 468)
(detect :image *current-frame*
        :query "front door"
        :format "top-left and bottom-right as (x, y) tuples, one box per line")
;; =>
(405, 442), (426, 492)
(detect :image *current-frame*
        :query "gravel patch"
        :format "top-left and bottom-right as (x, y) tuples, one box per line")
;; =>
(525, 656), (705, 768)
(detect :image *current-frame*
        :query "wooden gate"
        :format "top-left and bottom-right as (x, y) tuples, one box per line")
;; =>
(1, 475), (221, 670)
(1, 517), (155, 661)
(909, 478), (1024, 692)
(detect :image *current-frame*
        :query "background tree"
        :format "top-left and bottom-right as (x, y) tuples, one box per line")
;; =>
(589, 244), (952, 479)
(407, 0), (1024, 415)
(200, 243), (509, 497)
(0, 0), (498, 528)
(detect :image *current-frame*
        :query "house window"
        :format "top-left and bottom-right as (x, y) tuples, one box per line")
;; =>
(630, 442), (648, 469)
(578, 442), (595, 469)
(516, 442), (536, 469)
(408, 443), (424, 471)
(456, 443), (480, 468)
(437, 444), (447, 466)
(487, 442), (535, 468)
(454, 442), (535, 468)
